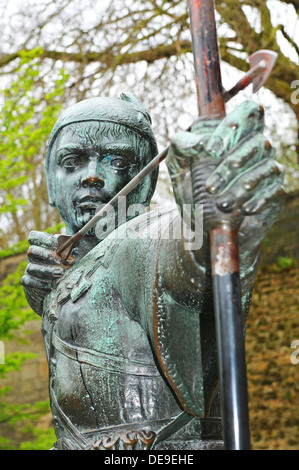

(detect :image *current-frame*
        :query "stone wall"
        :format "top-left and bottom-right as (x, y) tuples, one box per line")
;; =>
(261, 190), (299, 265)
(0, 253), (27, 282)
(246, 263), (299, 449)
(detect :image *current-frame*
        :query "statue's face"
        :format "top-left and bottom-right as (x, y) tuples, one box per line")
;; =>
(51, 121), (147, 233)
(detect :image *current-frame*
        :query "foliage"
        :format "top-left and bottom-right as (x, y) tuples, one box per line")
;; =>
(0, 48), (68, 247)
(275, 256), (295, 271)
(0, 49), (67, 450)
(0, 224), (65, 449)
(0, 261), (35, 343)
(0, 2), (298, 117)
(0, 398), (55, 450)
(19, 426), (57, 450)
(0, 256), (54, 450)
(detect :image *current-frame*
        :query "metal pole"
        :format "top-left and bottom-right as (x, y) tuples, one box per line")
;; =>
(188, 0), (251, 449)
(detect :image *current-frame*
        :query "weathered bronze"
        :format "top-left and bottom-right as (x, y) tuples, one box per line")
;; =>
(22, 91), (284, 450)
(20, 0), (285, 452)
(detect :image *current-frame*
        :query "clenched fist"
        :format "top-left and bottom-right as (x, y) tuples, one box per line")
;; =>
(21, 231), (71, 315)
(166, 101), (284, 259)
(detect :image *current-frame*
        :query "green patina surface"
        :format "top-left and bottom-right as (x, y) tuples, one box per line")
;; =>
(22, 95), (284, 450)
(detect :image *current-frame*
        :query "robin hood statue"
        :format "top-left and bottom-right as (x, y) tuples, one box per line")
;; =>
(22, 92), (284, 450)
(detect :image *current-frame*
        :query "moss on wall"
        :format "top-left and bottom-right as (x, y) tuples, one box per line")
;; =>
(246, 262), (299, 450)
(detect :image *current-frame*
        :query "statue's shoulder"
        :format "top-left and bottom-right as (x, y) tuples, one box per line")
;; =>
(53, 207), (180, 302)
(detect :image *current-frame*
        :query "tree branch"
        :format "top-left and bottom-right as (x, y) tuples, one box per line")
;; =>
(0, 40), (193, 70)
(277, 24), (299, 58)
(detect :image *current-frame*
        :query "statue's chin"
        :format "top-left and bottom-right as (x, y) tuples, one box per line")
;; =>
(75, 207), (96, 227)
(66, 207), (120, 240)
(61, 210), (95, 236)
(73, 209), (114, 240)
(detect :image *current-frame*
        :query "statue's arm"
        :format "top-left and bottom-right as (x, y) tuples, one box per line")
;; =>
(161, 101), (284, 314)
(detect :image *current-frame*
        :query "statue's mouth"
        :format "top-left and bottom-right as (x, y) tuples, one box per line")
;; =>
(75, 195), (107, 226)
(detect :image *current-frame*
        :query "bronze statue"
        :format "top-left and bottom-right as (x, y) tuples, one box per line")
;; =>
(22, 93), (284, 450)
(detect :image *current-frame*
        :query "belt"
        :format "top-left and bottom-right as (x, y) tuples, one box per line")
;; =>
(52, 330), (160, 376)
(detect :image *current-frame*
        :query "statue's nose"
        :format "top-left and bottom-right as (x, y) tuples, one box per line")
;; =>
(81, 160), (105, 188)
(82, 176), (105, 189)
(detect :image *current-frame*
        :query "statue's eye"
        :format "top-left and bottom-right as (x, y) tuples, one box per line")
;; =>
(109, 157), (128, 170)
(61, 156), (80, 169)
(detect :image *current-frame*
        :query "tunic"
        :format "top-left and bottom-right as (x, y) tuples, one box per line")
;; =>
(42, 208), (223, 450)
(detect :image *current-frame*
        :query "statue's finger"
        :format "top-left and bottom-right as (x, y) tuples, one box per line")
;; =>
(170, 131), (204, 159)
(21, 275), (52, 292)
(242, 182), (285, 215)
(215, 159), (284, 212)
(166, 131), (205, 178)
(206, 134), (275, 194)
(190, 116), (221, 136)
(25, 263), (65, 281)
(28, 231), (59, 249)
(27, 245), (61, 265)
(205, 101), (265, 159)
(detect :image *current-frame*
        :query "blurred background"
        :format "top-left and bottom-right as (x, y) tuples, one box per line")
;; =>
(0, 0), (298, 450)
